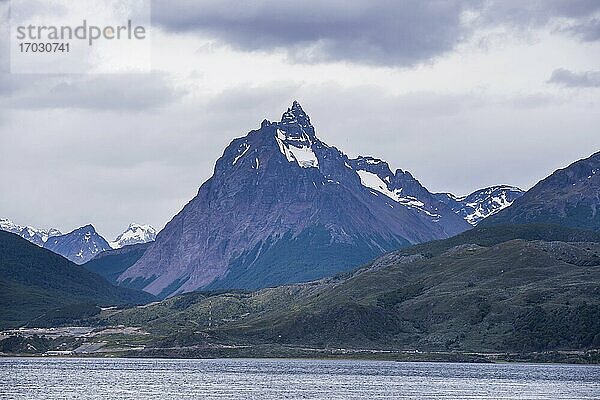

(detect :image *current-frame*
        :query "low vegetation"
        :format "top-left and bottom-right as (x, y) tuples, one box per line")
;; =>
(89, 224), (600, 360)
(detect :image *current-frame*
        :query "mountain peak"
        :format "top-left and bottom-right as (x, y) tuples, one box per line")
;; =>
(280, 100), (312, 129)
(127, 222), (151, 230)
(44, 224), (111, 264)
(110, 223), (157, 249)
(291, 100), (303, 111)
(0, 217), (62, 246)
(77, 224), (96, 233)
(120, 101), (471, 297)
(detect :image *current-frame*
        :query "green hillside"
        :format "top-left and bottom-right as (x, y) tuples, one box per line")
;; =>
(99, 224), (600, 356)
(0, 231), (155, 329)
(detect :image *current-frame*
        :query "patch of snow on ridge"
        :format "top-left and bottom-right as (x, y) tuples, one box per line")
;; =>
(357, 170), (400, 202)
(0, 218), (62, 246)
(445, 192), (467, 202)
(289, 146), (319, 168)
(275, 128), (319, 169)
(464, 193), (515, 225)
(0, 218), (19, 232)
(232, 143), (250, 165)
(365, 158), (383, 165)
(356, 170), (439, 217)
(463, 189), (520, 225)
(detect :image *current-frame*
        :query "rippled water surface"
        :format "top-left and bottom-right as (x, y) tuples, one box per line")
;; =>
(1, 357), (599, 399)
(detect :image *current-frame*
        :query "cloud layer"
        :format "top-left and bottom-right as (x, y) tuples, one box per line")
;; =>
(3, 74), (186, 110)
(0, 1), (598, 239)
(152, 0), (600, 66)
(548, 68), (600, 87)
(153, 0), (474, 66)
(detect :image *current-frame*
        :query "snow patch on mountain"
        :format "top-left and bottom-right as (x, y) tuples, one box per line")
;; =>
(110, 223), (157, 249)
(275, 128), (319, 169)
(436, 185), (524, 226)
(357, 170), (402, 202)
(44, 224), (112, 264)
(0, 218), (19, 232)
(0, 218), (62, 246)
(352, 160), (440, 218)
(463, 190), (515, 225)
(232, 142), (250, 166)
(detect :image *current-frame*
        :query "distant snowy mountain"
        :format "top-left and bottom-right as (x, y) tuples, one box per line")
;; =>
(44, 224), (112, 264)
(110, 223), (157, 249)
(0, 218), (150, 262)
(435, 185), (525, 226)
(0, 218), (62, 247)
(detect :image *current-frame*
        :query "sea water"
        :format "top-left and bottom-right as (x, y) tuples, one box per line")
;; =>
(0, 357), (598, 399)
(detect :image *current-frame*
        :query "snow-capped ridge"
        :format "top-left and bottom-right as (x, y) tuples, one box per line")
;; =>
(0, 217), (155, 261)
(436, 185), (525, 226)
(0, 217), (62, 246)
(272, 102), (321, 169)
(346, 156), (441, 217)
(110, 223), (157, 249)
(44, 224), (111, 264)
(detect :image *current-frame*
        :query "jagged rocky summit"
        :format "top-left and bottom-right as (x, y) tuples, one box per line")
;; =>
(118, 102), (471, 297)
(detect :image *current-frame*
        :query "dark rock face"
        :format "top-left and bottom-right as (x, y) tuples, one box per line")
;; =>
(44, 225), (111, 264)
(435, 186), (525, 226)
(483, 151), (600, 230)
(119, 102), (470, 296)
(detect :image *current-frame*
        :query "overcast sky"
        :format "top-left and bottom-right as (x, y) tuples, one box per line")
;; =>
(0, 0), (599, 239)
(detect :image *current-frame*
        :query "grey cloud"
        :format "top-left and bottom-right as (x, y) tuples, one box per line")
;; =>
(562, 18), (600, 41)
(0, 0), (182, 111)
(2, 73), (187, 110)
(475, 0), (600, 26)
(467, 1), (600, 46)
(547, 68), (600, 88)
(152, 0), (475, 67)
(544, 0), (600, 20)
(152, 1), (600, 66)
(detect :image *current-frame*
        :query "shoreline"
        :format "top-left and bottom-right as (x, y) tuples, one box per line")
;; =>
(2, 347), (599, 365)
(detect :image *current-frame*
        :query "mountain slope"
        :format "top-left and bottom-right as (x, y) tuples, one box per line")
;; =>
(118, 102), (469, 296)
(110, 223), (157, 249)
(0, 231), (154, 329)
(0, 218), (61, 247)
(83, 242), (153, 284)
(44, 225), (111, 264)
(435, 186), (524, 225)
(104, 224), (600, 355)
(483, 151), (600, 230)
